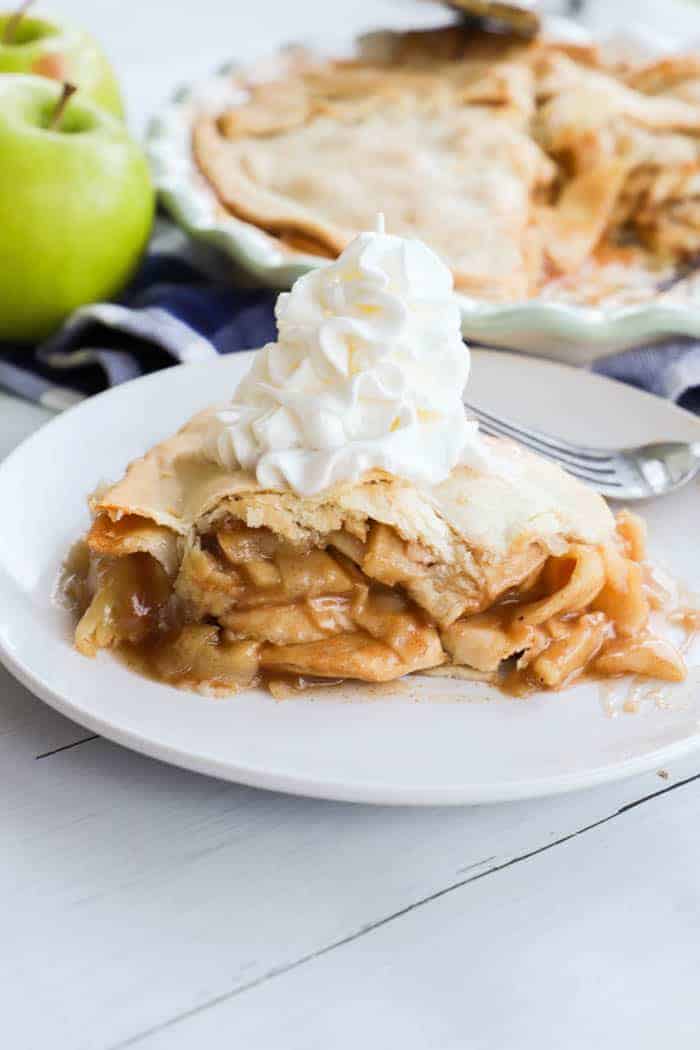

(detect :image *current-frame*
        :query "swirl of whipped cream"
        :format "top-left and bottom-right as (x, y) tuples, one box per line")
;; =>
(207, 220), (486, 495)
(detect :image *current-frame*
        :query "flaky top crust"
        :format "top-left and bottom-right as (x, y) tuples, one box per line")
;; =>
(92, 405), (615, 578)
(192, 26), (700, 306)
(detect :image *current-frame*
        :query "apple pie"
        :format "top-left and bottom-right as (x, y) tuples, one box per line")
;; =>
(66, 410), (688, 697)
(193, 25), (700, 304)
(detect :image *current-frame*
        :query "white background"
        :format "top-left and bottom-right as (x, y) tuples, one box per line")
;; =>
(3, 2), (700, 1048)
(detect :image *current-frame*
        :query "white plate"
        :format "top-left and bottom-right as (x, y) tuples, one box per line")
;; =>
(0, 351), (699, 805)
(145, 20), (700, 365)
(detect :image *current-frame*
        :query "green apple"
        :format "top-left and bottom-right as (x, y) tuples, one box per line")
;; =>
(0, 75), (155, 342)
(0, 4), (124, 118)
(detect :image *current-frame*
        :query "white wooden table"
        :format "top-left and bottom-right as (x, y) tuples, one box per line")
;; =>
(4, 3), (700, 1047)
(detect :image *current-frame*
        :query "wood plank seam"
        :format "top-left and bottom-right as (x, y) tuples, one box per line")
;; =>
(107, 766), (700, 1050)
(35, 734), (99, 760)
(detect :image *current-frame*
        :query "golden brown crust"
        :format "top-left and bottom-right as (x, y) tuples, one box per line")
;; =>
(86, 514), (181, 577)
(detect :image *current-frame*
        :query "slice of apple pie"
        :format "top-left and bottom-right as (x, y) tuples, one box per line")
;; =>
(66, 222), (690, 697)
(69, 415), (687, 696)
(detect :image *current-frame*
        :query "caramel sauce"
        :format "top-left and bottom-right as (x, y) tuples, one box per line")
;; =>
(599, 677), (691, 720)
(117, 640), (346, 701)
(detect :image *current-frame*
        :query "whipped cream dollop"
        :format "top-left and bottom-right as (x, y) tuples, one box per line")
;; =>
(207, 218), (486, 495)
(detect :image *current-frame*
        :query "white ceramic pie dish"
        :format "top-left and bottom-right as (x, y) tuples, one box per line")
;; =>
(0, 349), (698, 805)
(145, 20), (700, 366)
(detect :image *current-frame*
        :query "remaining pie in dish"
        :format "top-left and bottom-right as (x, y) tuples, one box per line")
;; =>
(193, 24), (700, 305)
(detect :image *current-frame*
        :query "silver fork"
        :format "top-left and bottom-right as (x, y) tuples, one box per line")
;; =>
(464, 401), (700, 501)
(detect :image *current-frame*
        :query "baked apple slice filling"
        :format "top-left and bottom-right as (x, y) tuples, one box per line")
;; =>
(71, 510), (688, 695)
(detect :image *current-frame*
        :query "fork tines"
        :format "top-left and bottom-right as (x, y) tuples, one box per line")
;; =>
(464, 402), (625, 491)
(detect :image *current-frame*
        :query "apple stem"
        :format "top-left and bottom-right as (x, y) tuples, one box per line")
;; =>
(48, 82), (78, 131)
(2, 0), (35, 45)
